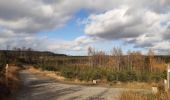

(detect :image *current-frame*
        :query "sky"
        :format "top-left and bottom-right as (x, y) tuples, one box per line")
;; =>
(0, 0), (170, 55)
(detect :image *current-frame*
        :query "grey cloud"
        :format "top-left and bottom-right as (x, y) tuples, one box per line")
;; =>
(0, 0), (170, 54)
(0, 0), (169, 34)
(162, 24), (170, 40)
(133, 41), (155, 49)
(84, 8), (149, 39)
(0, 0), (73, 34)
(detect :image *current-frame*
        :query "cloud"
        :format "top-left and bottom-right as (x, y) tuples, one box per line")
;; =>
(1, 0), (168, 34)
(83, 2), (170, 54)
(84, 6), (169, 39)
(84, 6), (142, 39)
(0, 0), (74, 34)
(0, 0), (170, 54)
(0, 32), (98, 55)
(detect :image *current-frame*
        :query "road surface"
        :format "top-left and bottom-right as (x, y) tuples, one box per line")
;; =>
(17, 70), (150, 100)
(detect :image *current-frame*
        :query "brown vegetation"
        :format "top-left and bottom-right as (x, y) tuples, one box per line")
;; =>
(6, 65), (20, 92)
(28, 66), (65, 81)
(0, 65), (20, 100)
(119, 91), (170, 100)
(119, 92), (147, 100)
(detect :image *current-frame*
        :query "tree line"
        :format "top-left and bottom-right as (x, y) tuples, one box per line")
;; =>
(0, 46), (168, 82)
(87, 47), (165, 73)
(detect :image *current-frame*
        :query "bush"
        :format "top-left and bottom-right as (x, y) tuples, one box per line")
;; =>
(126, 71), (137, 81)
(139, 72), (150, 82)
(38, 64), (166, 83)
(60, 66), (76, 79)
(117, 71), (127, 82)
(91, 69), (102, 80)
(151, 73), (162, 82)
(160, 70), (166, 79)
(59, 66), (105, 81)
(107, 71), (116, 82)
(41, 65), (57, 71)
(77, 67), (103, 81)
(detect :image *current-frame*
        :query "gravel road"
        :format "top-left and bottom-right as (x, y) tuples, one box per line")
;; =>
(16, 70), (150, 100)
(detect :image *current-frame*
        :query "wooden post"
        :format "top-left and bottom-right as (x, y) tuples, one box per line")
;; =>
(164, 79), (167, 91)
(167, 64), (170, 90)
(5, 64), (9, 86)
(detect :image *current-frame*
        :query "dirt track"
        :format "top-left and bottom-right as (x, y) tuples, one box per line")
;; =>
(16, 70), (150, 100)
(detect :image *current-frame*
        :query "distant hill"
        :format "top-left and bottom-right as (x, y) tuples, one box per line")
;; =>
(0, 50), (67, 57)
(1, 50), (170, 64)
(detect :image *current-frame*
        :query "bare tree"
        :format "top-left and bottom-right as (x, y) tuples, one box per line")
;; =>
(88, 46), (94, 67)
(148, 49), (155, 72)
(94, 50), (106, 67)
(111, 47), (123, 71)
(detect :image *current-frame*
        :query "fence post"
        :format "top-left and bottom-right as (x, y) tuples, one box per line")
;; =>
(5, 64), (9, 86)
(167, 64), (170, 91)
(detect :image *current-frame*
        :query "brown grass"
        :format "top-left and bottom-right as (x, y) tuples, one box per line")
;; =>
(0, 65), (21, 100)
(28, 66), (65, 81)
(27, 67), (92, 85)
(6, 66), (21, 92)
(119, 92), (147, 100)
(119, 91), (170, 100)
(109, 81), (153, 89)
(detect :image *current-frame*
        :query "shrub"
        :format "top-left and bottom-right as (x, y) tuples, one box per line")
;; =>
(151, 73), (162, 82)
(160, 70), (166, 79)
(77, 67), (102, 81)
(41, 65), (57, 71)
(60, 66), (76, 79)
(38, 64), (166, 83)
(91, 69), (102, 80)
(107, 71), (116, 82)
(139, 72), (150, 82)
(126, 71), (137, 81)
(117, 71), (127, 82)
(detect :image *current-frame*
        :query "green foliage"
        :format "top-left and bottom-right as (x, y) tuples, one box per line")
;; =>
(138, 72), (150, 82)
(107, 71), (116, 82)
(91, 68), (103, 80)
(60, 66), (104, 81)
(150, 72), (164, 82)
(126, 71), (137, 81)
(40, 64), (166, 82)
(60, 66), (76, 79)
(41, 65), (57, 71)
(117, 71), (127, 82)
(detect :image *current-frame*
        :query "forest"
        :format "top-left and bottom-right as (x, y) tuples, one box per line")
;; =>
(0, 47), (169, 83)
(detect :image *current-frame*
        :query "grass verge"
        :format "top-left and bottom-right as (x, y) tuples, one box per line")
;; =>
(0, 65), (20, 100)
(119, 91), (170, 100)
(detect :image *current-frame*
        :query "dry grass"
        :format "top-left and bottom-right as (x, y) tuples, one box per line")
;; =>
(0, 65), (21, 100)
(27, 67), (92, 85)
(119, 92), (147, 100)
(28, 66), (65, 81)
(6, 66), (21, 92)
(109, 81), (152, 89)
(126, 82), (152, 89)
(119, 91), (170, 100)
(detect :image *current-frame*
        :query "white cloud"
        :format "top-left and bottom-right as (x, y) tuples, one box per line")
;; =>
(0, 0), (170, 54)
(83, 4), (170, 54)
(84, 7), (169, 39)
